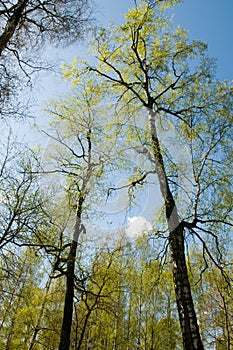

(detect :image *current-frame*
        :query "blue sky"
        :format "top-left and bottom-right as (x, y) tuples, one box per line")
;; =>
(95, 0), (233, 81)
(87, 0), (233, 235)
(31, 0), (232, 238)
(37, 0), (232, 106)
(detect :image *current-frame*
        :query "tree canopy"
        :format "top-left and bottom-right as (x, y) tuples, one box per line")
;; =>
(0, 1), (232, 349)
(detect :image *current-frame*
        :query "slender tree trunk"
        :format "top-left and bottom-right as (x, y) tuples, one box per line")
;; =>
(0, 0), (29, 56)
(5, 286), (24, 350)
(126, 292), (132, 350)
(76, 308), (93, 350)
(148, 108), (204, 350)
(218, 287), (231, 350)
(28, 272), (53, 350)
(0, 274), (22, 333)
(167, 294), (172, 349)
(137, 269), (143, 350)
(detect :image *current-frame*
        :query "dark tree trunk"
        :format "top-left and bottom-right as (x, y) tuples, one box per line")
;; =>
(76, 309), (92, 350)
(58, 240), (77, 350)
(59, 192), (85, 350)
(148, 108), (204, 350)
(0, 0), (29, 56)
(170, 224), (204, 350)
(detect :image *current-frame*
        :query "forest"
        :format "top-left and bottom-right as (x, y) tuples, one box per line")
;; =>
(0, 1), (232, 350)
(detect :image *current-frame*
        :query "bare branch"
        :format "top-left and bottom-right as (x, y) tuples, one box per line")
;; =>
(107, 170), (156, 198)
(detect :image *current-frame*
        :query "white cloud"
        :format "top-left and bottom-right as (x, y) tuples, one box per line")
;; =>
(126, 216), (152, 238)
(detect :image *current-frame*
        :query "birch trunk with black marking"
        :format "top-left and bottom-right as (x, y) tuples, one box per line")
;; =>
(148, 108), (204, 350)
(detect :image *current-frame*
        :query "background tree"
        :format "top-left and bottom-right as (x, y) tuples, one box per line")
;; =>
(0, 134), (55, 253)
(0, 0), (92, 119)
(0, 0), (91, 55)
(0, 248), (44, 349)
(69, 233), (182, 350)
(189, 251), (233, 349)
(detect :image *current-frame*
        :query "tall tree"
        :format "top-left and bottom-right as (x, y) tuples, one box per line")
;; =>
(43, 78), (117, 350)
(62, 1), (233, 348)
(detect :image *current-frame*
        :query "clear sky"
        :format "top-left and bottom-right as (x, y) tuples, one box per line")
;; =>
(94, 0), (233, 81)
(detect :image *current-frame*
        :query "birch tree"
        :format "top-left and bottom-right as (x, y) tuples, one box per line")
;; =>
(62, 1), (233, 348)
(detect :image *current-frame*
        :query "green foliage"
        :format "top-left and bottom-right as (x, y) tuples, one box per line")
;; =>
(0, 1), (232, 349)
(46, 1), (233, 347)
(69, 236), (182, 349)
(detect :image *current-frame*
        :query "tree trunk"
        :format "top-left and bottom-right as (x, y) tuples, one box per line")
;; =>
(58, 192), (85, 350)
(170, 224), (204, 350)
(28, 272), (53, 350)
(76, 308), (92, 350)
(0, 0), (29, 56)
(58, 239), (78, 350)
(58, 128), (92, 350)
(148, 108), (204, 350)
